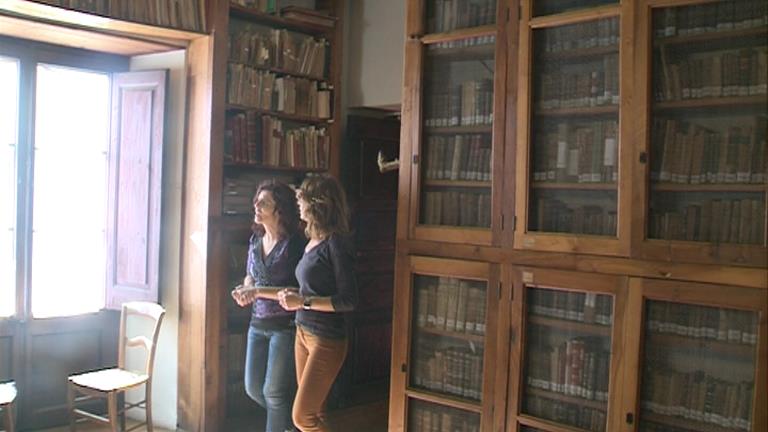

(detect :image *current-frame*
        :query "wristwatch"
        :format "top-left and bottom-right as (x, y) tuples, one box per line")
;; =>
(302, 296), (312, 310)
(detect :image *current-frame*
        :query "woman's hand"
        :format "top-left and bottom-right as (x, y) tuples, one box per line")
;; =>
(231, 285), (249, 307)
(278, 288), (302, 311)
(232, 284), (260, 306)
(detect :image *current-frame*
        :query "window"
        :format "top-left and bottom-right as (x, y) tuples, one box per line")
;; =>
(31, 64), (111, 317)
(1, 39), (165, 320)
(0, 56), (18, 318)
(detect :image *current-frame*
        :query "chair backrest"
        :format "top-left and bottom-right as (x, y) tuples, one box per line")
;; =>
(117, 301), (165, 376)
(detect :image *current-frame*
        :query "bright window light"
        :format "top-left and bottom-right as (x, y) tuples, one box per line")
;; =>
(31, 64), (110, 318)
(0, 56), (19, 318)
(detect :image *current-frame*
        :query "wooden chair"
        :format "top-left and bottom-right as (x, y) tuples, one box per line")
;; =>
(0, 381), (16, 432)
(67, 302), (165, 432)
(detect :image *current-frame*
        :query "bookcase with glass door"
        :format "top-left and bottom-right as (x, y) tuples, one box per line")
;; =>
(634, 0), (767, 267)
(388, 256), (500, 432)
(513, 0), (633, 256)
(401, 0), (509, 246)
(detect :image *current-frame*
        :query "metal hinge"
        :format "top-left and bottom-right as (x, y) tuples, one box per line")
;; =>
(497, 281), (502, 299)
(401, 363), (407, 373)
(412, 154), (420, 164)
(501, 214), (504, 230)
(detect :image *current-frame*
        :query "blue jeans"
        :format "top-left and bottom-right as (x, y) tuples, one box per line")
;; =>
(244, 325), (297, 432)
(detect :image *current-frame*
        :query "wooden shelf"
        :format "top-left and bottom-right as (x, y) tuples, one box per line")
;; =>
(528, 315), (611, 337)
(540, 44), (618, 61)
(415, 325), (485, 343)
(423, 179), (491, 189)
(227, 61), (327, 82)
(642, 412), (748, 432)
(653, 95), (767, 111)
(655, 26), (767, 47)
(646, 332), (756, 359)
(424, 125), (492, 134)
(425, 43), (495, 61)
(525, 387), (607, 412)
(224, 161), (327, 173)
(651, 183), (766, 193)
(229, 3), (333, 35)
(532, 182), (616, 191)
(421, 24), (496, 45)
(405, 388), (482, 414)
(534, 105), (618, 117)
(226, 104), (331, 124)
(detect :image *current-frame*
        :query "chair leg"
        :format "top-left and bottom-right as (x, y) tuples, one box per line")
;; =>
(67, 383), (76, 432)
(107, 392), (119, 432)
(145, 383), (153, 432)
(118, 392), (126, 432)
(4, 402), (16, 432)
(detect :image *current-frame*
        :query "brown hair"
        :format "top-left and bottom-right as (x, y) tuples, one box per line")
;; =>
(252, 179), (301, 238)
(297, 174), (350, 239)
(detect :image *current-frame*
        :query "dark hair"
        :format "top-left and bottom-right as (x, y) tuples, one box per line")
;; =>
(297, 174), (350, 239)
(252, 180), (301, 238)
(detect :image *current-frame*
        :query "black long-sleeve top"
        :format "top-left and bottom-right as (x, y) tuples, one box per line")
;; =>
(294, 233), (358, 339)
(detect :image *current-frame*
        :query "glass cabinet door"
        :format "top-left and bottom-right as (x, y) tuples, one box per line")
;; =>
(419, 36), (495, 232)
(643, 1), (767, 266)
(515, 0), (628, 256)
(410, 274), (488, 401)
(639, 301), (759, 432)
(408, 399), (481, 432)
(521, 286), (614, 432)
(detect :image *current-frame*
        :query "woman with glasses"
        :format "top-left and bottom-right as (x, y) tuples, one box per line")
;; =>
(278, 174), (358, 432)
(231, 180), (306, 432)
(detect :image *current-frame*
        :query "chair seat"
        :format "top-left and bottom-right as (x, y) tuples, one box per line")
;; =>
(0, 382), (16, 406)
(69, 368), (149, 392)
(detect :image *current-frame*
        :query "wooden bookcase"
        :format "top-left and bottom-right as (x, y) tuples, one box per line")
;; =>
(207, 0), (345, 422)
(391, 0), (767, 431)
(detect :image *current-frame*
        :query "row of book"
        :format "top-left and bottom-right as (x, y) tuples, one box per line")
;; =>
(426, 0), (497, 33)
(412, 344), (483, 400)
(538, 16), (619, 54)
(36, 0), (204, 31)
(527, 289), (613, 326)
(653, 1), (767, 38)
(536, 54), (619, 110)
(642, 369), (753, 431)
(427, 35), (496, 50)
(655, 48), (768, 102)
(532, 120), (619, 184)
(424, 79), (494, 128)
(227, 64), (332, 118)
(229, 23), (328, 78)
(415, 277), (487, 335)
(524, 394), (606, 432)
(421, 190), (492, 228)
(650, 119), (767, 185)
(526, 338), (611, 402)
(642, 422), (702, 432)
(424, 134), (491, 182)
(222, 172), (285, 215)
(649, 198), (765, 245)
(533, 199), (617, 236)
(646, 302), (758, 345)
(408, 402), (480, 432)
(225, 113), (329, 169)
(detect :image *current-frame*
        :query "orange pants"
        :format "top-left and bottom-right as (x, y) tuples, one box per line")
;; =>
(292, 325), (348, 432)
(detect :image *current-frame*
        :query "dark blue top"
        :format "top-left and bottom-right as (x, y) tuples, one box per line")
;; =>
(247, 232), (306, 330)
(295, 233), (358, 339)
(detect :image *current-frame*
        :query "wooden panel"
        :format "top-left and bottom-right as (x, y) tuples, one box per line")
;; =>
(0, 336), (12, 381)
(106, 70), (166, 309)
(350, 320), (393, 385)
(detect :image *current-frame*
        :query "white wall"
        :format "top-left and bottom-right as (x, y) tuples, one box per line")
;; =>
(125, 49), (186, 430)
(345, 0), (405, 109)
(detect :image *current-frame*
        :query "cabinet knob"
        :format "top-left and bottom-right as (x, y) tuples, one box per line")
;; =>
(639, 152), (647, 164)
(625, 413), (634, 424)
(401, 363), (407, 373)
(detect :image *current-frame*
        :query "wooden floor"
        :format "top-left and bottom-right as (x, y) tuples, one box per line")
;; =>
(35, 399), (388, 432)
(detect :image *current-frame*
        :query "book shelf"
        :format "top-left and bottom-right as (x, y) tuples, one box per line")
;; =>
(214, 0), (344, 421)
(392, 0), (767, 432)
(637, 0), (767, 267)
